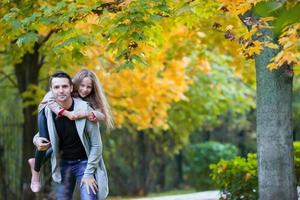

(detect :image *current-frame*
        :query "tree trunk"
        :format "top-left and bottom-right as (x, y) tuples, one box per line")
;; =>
(157, 159), (166, 190)
(137, 131), (148, 195)
(255, 28), (297, 199)
(14, 43), (41, 199)
(0, 145), (8, 199)
(238, 130), (246, 157)
(175, 150), (183, 187)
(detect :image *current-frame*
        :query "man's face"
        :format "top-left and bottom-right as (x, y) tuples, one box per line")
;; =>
(50, 77), (73, 103)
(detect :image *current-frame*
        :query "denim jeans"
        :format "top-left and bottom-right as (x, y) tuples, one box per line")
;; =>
(55, 159), (97, 200)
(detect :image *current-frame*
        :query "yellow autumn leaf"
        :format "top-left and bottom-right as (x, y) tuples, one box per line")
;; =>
(38, 25), (52, 37)
(260, 16), (275, 22)
(244, 173), (252, 181)
(225, 25), (234, 31)
(264, 42), (279, 49)
(95, 59), (192, 130)
(247, 41), (262, 56)
(86, 13), (100, 25)
(122, 19), (131, 25)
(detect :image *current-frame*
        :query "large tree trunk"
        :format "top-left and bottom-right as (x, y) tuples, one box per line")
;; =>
(14, 43), (41, 199)
(136, 131), (148, 195)
(237, 130), (246, 157)
(156, 159), (166, 190)
(0, 145), (8, 199)
(175, 151), (183, 187)
(255, 28), (297, 199)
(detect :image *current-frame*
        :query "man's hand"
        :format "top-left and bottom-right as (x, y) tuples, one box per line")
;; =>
(80, 177), (98, 195)
(35, 137), (50, 151)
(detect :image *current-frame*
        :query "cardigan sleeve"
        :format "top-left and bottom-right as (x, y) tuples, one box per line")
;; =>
(83, 106), (102, 178)
(38, 91), (62, 115)
(91, 109), (105, 122)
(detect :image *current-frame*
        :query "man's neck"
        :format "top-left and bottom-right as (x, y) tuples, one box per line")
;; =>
(58, 97), (73, 109)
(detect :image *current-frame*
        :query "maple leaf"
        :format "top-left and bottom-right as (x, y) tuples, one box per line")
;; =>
(264, 42), (279, 49)
(247, 41), (262, 56)
(224, 31), (235, 41)
(213, 22), (222, 29)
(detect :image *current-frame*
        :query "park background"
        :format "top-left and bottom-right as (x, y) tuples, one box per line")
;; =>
(0, 0), (299, 200)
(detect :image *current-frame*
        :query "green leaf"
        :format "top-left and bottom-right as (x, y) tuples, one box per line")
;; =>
(131, 54), (148, 66)
(175, 5), (193, 16)
(253, 1), (284, 17)
(22, 13), (40, 27)
(11, 20), (22, 30)
(131, 32), (144, 41)
(119, 60), (134, 70)
(150, 14), (163, 21)
(157, 4), (171, 13)
(272, 3), (300, 34)
(16, 32), (39, 47)
(254, 2), (300, 34)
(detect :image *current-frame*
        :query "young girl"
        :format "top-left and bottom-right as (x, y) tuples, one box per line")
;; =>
(28, 69), (114, 192)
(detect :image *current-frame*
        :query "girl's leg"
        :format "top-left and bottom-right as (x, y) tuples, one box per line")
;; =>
(29, 108), (50, 192)
(28, 148), (52, 192)
(34, 108), (50, 171)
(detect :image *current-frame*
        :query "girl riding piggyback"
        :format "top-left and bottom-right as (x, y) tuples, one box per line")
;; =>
(28, 69), (114, 192)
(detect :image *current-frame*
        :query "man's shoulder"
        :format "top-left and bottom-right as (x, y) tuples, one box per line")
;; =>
(73, 97), (89, 105)
(73, 97), (92, 110)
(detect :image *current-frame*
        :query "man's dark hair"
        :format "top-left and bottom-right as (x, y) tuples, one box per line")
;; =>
(49, 71), (73, 87)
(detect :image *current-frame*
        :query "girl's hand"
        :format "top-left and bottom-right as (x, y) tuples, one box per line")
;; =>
(87, 112), (97, 121)
(63, 110), (79, 120)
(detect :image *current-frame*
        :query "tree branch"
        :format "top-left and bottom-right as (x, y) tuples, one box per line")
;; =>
(0, 70), (17, 87)
(37, 1), (127, 47)
(38, 29), (60, 47)
(38, 55), (45, 69)
(238, 11), (254, 31)
(92, 1), (127, 15)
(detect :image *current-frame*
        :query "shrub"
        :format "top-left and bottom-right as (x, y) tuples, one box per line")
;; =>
(294, 141), (300, 185)
(184, 141), (238, 190)
(210, 153), (258, 200)
(210, 142), (300, 200)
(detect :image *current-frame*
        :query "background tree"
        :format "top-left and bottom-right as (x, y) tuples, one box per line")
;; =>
(215, 0), (300, 199)
(0, 1), (172, 197)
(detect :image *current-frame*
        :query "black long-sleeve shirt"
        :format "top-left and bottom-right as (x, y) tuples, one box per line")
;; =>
(52, 100), (87, 160)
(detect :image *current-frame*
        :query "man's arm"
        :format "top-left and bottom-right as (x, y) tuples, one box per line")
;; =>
(80, 105), (102, 194)
(83, 120), (102, 177)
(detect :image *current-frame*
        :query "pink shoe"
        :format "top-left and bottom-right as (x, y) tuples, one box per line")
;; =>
(28, 158), (41, 192)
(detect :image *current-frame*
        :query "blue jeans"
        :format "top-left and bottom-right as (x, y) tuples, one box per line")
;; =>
(55, 159), (97, 200)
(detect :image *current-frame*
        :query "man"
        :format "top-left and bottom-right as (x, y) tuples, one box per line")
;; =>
(34, 71), (108, 200)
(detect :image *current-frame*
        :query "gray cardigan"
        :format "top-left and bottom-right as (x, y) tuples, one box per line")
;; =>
(34, 98), (108, 200)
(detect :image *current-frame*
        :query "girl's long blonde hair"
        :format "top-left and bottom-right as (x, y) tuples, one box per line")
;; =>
(72, 69), (114, 131)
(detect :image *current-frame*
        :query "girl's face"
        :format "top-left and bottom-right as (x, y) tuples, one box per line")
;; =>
(78, 77), (93, 98)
